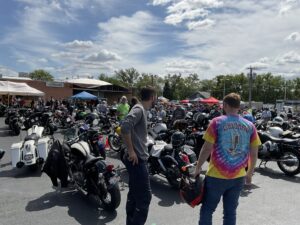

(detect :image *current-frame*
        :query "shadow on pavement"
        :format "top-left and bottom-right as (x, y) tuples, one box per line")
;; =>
(118, 167), (183, 207)
(25, 190), (117, 225)
(255, 167), (300, 183)
(0, 167), (43, 178)
(240, 184), (260, 197)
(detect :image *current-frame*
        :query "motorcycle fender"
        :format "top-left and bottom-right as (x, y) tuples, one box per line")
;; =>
(10, 142), (23, 167)
(71, 141), (91, 156)
(23, 140), (37, 165)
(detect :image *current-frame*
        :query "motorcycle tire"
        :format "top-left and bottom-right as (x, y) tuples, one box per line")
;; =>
(277, 148), (300, 176)
(101, 184), (121, 211)
(13, 123), (21, 136)
(166, 165), (181, 190)
(5, 117), (9, 125)
(0, 111), (5, 117)
(108, 134), (121, 152)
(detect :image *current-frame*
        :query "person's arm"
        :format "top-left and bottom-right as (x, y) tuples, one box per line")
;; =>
(121, 106), (142, 165)
(245, 146), (258, 185)
(194, 141), (213, 176)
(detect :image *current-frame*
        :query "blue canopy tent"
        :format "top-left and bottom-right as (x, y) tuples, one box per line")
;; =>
(70, 91), (97, 100)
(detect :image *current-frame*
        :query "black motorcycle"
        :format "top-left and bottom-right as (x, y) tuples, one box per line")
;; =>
(0, 104), (7, 117)
(63, 132), (121, 211)
(5, 109), (21, 135)
(258, 131), (300, 176)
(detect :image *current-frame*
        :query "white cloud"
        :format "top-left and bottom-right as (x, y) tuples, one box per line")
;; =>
(84, 50), (121, 62)
(165, 58), (213, 74)
(187, 18), (215, 30)
(285, 32), (300, 41)
(37, 58), (48, 63)
(243, 62), (269, 70)
(276, 51), (300, 64)
(279, 0), (300, 16)
(0, 65), (18, 76)
(151, 0), (223, 29)
(64, 40), (94, 49)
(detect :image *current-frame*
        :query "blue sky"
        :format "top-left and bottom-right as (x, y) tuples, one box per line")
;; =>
(0, 0), (300, 80)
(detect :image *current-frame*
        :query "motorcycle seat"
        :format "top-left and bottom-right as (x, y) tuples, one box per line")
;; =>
(24, 133), (39, 141)
(263, 132), (299, 145)
(163, 144), (173, 152)
(85, 155), (102, 168)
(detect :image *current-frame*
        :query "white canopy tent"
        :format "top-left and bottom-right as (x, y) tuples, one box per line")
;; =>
(0, 81), (44, 96)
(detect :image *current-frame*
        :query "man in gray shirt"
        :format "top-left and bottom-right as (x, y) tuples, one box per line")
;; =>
(121, 87), (156, 225)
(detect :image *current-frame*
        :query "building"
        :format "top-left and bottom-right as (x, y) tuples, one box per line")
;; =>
(0, 76), (131, 104)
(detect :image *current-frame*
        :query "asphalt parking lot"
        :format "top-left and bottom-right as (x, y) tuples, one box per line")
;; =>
(0, 118), (299, 225)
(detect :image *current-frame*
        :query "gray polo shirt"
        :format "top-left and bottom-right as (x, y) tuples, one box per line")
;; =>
(121, 103), (148, 161)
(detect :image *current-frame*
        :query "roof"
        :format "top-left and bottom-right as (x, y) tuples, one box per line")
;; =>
(66, 78), (112, 87)
(189, 91), (210, 100)
(0, 81), (44, 96)
(2, 76), (32, 81)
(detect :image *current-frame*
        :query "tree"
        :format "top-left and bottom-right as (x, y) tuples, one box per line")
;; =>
(163, 80), (172, 100)
(29, 69), (54, 81)
(98, 73), (123, 86)
(114, 67), (140, 88)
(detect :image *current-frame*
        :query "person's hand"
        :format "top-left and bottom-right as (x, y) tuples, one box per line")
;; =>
(194, 165), (201, 178)
(245, 172), (253, 185)
(128, 150), (139, 166)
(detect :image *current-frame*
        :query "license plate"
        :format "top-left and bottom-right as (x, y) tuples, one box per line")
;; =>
(24, 154), (33, 161)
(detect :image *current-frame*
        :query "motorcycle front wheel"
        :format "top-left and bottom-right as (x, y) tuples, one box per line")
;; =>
(277, 148), (300, 176)
(101, 184), (121, 211)
(166, 165), (181, 190)
(108, 134), (121, 152)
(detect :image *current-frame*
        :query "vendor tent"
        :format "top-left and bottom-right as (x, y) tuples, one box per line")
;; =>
(158, 96), (169, 103)
(71, 91), (97, 100)
(200, 97), (219, 104)
(0, 81), (44, 96)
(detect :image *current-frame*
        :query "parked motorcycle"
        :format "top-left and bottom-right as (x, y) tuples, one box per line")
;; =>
(10, 125), (52, 171)
(121, 131), (197, 189)
(108, 122), (122, 152)
(62, 129), (121, 211)
(258, 130), (300, 176)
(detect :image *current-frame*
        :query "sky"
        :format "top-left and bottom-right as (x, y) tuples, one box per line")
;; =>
(0, 0), (300, 80)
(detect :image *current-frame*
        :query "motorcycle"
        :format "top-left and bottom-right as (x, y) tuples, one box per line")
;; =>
(0, 103), (7, 117)
(62, 129), (121, 211)
(5, 109), (22, 135)
(10, 125), (52, 171)
(107, 122), (122, 152)
(258, 130), (300, 176)
(121, 133), (197, 189)
(78, 122), (106, 159)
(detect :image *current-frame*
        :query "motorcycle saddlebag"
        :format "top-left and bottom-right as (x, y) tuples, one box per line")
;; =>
(11, 142), (23, 168)
(37, 137), (51, 160)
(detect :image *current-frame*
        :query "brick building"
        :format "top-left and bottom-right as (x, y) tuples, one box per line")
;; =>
(0, 76), (131, 104)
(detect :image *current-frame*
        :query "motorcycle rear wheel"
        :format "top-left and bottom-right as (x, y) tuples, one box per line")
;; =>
(101, 184), (121, 211)
(277, 148), (300, 176)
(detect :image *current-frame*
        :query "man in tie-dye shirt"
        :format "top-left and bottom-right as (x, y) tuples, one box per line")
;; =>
(194, 93), (261, 225)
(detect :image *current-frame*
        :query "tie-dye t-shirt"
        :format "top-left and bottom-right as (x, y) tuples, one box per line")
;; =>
(203, 115), (261, 179)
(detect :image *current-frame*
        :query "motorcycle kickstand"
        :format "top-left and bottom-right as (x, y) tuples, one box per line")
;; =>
(259, 160), (268, 168)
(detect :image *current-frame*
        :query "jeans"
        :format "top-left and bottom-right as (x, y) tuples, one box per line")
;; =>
(199, 176), (245, 225)
(124, 156), (152, 225)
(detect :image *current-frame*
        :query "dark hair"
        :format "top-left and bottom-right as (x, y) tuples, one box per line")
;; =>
(140, 87), (156, 101)
(131, 96), (139, 106)
(223, 93), (240, 108)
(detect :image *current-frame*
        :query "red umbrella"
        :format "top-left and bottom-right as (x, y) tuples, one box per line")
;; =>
(200, 97), (219, 104)
(180, 99), (189, 104)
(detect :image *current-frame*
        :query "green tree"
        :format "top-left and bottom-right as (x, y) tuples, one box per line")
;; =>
(29, 69), (54, 81)
(163, 80), (172, 100)
(114, 67), (140, 88)
(98, 73), (123, 86)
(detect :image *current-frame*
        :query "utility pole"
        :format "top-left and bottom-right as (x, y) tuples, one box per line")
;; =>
(223, 80), (226, 99)
(247, 66), (257, 109)
(284, 79), (287, 103)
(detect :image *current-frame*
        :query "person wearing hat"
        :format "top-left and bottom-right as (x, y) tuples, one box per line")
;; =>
(117, 96), (130, 121)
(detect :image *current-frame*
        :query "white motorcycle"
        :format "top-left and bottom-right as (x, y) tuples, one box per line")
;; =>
(11, 125), (52, 171)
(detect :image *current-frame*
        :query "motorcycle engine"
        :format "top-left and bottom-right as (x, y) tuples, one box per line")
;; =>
(259, 141), (279, 157)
